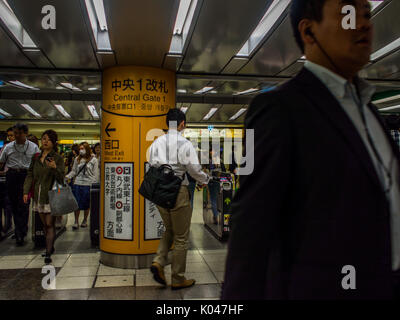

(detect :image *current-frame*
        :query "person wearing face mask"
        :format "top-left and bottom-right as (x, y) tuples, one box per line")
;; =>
(66, 142), (98, 230)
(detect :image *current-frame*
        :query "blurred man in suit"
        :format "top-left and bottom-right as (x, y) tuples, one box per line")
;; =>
(222, 0), (400, 299)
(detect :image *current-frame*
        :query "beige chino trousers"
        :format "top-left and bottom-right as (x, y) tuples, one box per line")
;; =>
(153, 185), (192, 285)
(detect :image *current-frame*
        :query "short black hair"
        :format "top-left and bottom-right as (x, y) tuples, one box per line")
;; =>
(290, 0), (327, 53)
(6, 127), (13, 133)
(166, 108), (186, 128)
(13, 122), (28, 133)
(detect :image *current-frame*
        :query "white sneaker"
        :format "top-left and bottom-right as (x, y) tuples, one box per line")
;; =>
(72, 223), (79, 230)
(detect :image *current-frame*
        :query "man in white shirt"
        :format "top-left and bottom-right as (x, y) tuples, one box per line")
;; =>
(149, 108), (210, 290)
(0, 123), (40, 246)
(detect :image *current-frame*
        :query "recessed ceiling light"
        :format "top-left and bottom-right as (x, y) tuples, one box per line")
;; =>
(371, 37), (400, 61)
(84, 0), (112, 52)
(195, 86), (214, 94)
(379, 105), (400, 111)
(237, 0), (291, 57)
(87, 104), (99, 119)
(373, 94), (400, 104)
(20, 103), (41, 118)
(177, 89), (187, 94)
(88, 87), (98, 91)
(229, 108), (247, 120)
(60, 82), (81, 91)
(8, 80), (39, 90)
(54, 104), (71, 118)
(203, 107), (218, 120)
(168, 0), (199, 55)
(234, 88), (259, 95)
(0, 0), (37, 49)
(0, 108), (11, 117)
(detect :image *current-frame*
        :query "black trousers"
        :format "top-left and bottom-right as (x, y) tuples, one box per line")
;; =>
(0, 181), (13, 232)
(6, 170), (30, 239)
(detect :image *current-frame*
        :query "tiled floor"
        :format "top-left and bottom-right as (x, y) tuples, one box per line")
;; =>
(0, 189), (227, 300)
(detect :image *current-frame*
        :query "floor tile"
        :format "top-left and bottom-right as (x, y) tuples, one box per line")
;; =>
(40, 288), (91, 300)
(201, 254), (227, 263)
(0, 260), (30, 269)
(205, 261), (226, 272)
(213, 271), (225, 283)
(0, 254), (37, 260)
(0, 269), (22, 279)
(198, 249), (227, 255)
(97, 264), (136, 276)
(57, 266), (98, 277)
(136, 274), (167, 287)
(135, 286), (181, 300)
(53, 276), (95, 290)
(70, 252), (100, 259)
(63, 257), (100, 267)
(185, 272), (218, 284)
(88, 287), (135, 300)
(185, 262), (212, 273)
(95, 275), (134, 288)
(25, 256), (69, 269)
(180, 284), (222, 300)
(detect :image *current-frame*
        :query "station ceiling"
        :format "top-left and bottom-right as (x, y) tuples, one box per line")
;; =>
(0, 0), (399, 126)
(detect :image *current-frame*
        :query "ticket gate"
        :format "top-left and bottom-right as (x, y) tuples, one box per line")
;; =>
(203, 172), (234, 241)
(90, 183), (100, 247)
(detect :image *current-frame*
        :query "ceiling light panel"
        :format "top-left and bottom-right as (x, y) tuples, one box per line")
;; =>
(229, 108), (247, 121)
(169, 0), (199, 55)
(8, 80), (39, 90)
(84, 0), (112, 52)
(373, 94), (400, 104)
(379, 105), (400, 111)
(0, 0), (37, 49)
(87, 104), (99, 119)
(0, 108), (11, 117)
(54, 104), (71, 118)
(371, 37), (400, 61)
(195, 86), (214, 94)
(203, 107), (218, 120)
(20, 103), (41, 118)
(234, 88), (259, 95)
(237, 0), (291, 57)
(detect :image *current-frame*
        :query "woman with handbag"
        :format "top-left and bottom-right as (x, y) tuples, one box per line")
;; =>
(23, 130), (65, 264)
(66, 142), (98, 230)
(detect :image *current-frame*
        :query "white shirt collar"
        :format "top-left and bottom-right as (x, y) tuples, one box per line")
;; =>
(168, 129), (182, 136)
(304, 60), (375, 105)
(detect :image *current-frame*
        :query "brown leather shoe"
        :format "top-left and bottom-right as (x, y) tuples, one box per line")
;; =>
(150, 262), (166, 286)
(171, 279), (196, 290)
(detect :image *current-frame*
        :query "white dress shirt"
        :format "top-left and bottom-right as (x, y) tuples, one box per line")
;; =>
(149, 129), (209, 186)
(0, 140), (39, 169)
(305, 60), (400, 270)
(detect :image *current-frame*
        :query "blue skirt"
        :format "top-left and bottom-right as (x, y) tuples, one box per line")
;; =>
(72, 185), (90, 210)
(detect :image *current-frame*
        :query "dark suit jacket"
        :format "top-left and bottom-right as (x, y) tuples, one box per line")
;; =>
(221, 68), (400, 300)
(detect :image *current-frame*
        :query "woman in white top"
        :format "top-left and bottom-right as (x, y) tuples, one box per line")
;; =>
(66, 142), (98, 230)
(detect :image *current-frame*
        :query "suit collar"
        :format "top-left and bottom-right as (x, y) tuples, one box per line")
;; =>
(304, 61), (375, 105)
(291, 68), (390, 191)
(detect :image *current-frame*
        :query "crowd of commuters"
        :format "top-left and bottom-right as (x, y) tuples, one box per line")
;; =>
(0, 122), (100, 264)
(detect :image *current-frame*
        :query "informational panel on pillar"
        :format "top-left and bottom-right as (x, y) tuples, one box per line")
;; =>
(144, 162), (166, 240)
(104, 162), (134, 241)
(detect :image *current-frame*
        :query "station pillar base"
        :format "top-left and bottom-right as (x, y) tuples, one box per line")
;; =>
(100, 251), (155, 269)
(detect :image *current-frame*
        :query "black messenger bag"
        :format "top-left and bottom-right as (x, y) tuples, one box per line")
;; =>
(139, 164), (183, 209)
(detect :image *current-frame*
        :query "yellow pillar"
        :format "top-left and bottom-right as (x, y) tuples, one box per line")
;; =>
(100, 66), (175, 268)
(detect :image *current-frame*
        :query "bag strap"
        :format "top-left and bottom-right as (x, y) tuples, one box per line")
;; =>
(76, 160), (88, 177)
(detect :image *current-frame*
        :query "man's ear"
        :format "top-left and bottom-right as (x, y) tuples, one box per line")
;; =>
(299, 19), (315, 47)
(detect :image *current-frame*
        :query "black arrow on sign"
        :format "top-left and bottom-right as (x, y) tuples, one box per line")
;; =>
(105, 122), (116, 137)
